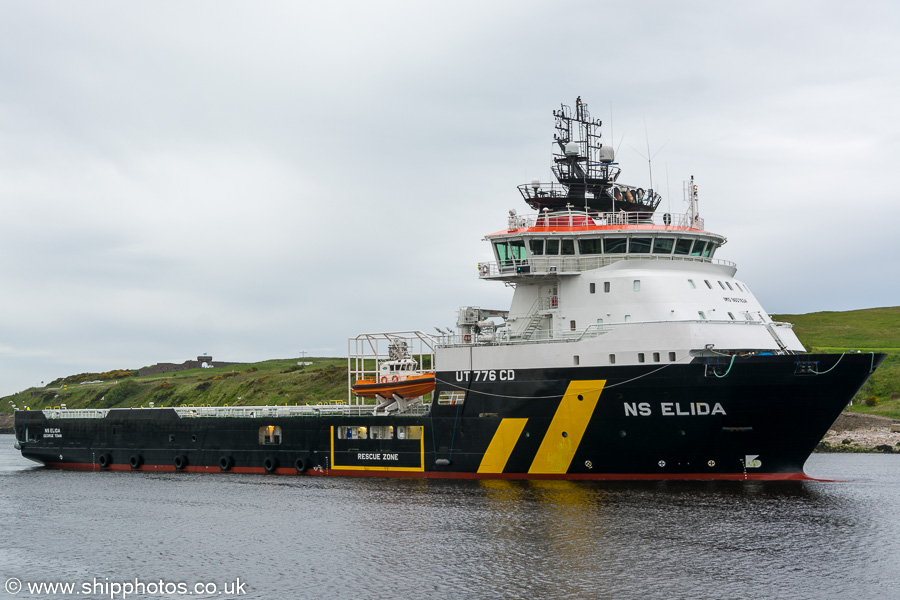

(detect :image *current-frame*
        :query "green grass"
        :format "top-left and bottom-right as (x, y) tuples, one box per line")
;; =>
(1, 358), (353, 414)
(773, 306), (900, 419)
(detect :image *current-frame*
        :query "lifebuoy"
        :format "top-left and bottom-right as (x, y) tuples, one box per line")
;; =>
(380, 376), (388, 383)
(463, 334), (472, 343)
(174, 455), (188, 470)
(294, 457), (307, 473)
(479, 264), (489, 276)
(392, 375), (399, 382)
(219, 456), (233, 471)
(98, 454), (112, 469)
(264, 457), (278, 473)
(129, 454), (142, 469)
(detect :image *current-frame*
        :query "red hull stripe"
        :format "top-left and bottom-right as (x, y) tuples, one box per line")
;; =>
(41, 462), (823, 481)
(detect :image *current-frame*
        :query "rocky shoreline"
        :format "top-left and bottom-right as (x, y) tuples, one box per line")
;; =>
(817, 412), (900, 454)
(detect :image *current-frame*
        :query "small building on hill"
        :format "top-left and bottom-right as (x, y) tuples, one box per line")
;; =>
(138, 355), (245, 377)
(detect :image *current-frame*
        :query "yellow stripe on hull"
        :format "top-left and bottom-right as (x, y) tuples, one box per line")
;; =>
(528, 380), (606, 474)
(476, 418), (528, 474)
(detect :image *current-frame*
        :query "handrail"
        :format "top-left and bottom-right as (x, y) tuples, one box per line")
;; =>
(33, 401), (431, 420)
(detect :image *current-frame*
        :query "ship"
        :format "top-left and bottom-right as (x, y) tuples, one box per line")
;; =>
(13, 97), (885, 480)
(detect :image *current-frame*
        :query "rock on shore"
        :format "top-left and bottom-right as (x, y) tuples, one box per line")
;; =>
(818, 412), (900, 453)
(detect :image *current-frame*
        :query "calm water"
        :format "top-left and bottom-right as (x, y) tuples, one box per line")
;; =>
(1, 434), (899, 600)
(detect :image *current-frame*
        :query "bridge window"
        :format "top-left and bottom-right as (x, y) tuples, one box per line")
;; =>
(578, 238), (602, 254)
(494, 240), (527, 266)
(630, 238), (652, 253)
(653, 238), (675, 253)
(546, 239), (560, 255)
(561, 239), (575, 255)
(673, 239), (693, 255)
(529, 239), (544, 255)
(703, 243), (714, 258)
(691, 241), (707, 257)
(604, 237), (627, 253)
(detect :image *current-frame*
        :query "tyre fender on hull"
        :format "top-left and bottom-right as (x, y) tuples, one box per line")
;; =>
(174, 455), (188, 470)
(129, 454), (143, 469)
(263, 457), (278, 473)
(219, 456), (234, 471)
(294, 457), (307, 473)
(98, 454), (112, 469)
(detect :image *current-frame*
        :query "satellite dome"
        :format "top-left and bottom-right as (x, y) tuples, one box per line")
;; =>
(598, 146), (615, 163)
(565, 141), (579, 156)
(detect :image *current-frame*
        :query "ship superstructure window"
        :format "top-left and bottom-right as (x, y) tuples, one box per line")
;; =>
(691, 241), (707, 257)
(495, 240), (527, 266)
(529, 239), (544, 255)
(669, 352), (676, 361)
(604, 237), (627, 253)
(259, 425), (282, 445)
(546, 239), (560, 254)
(561, 239), (575, 255)
(703, 244), (714, 258)
(570, 320), (577, 331)
(673, 239), (693, 255)
(638, 353), (645, 363)
(630, 238), (652, 253)
(369, 425), (394, 439)
(590, 283), (596, 293)
(705, 280), (713, 289)
(604, 282), (610, 293)
(609, 354), (616, 364)
(396, 426), (423, 440)
(624, 315), (632, 322)
(653, 238), (675, 254)
(337, 426), (369, 440)
(653, 352), (660, 362)
(726, 282), (734, 290)
(633, 280), (641, 292)
(728, 312), (735, 320)
(688, 279), (696, 289)
(734, 282), (743, 292)
(718, 281), (726, 289)
(698, 311), (707, 320)
(579, 238), (602, 254)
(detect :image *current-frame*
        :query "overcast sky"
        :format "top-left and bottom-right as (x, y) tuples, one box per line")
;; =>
(1, 1), (898, 396)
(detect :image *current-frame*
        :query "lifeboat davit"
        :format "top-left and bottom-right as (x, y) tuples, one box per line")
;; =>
(351, 372), (436, 399)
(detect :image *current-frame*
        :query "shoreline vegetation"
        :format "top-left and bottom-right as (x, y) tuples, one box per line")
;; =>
(2, 307), (899, 453)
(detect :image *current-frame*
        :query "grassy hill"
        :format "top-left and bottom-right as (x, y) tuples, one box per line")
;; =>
(772, 306), (900, 419)
(3, 307), (898, 419)
(0, 358), (352, 415)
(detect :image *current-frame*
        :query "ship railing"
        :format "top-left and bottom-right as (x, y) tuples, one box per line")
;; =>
(507, 209), (700, 230)
(437, 318), (792, 348)
(479, 254), (736, 278)
(33, 402), (431, 420)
